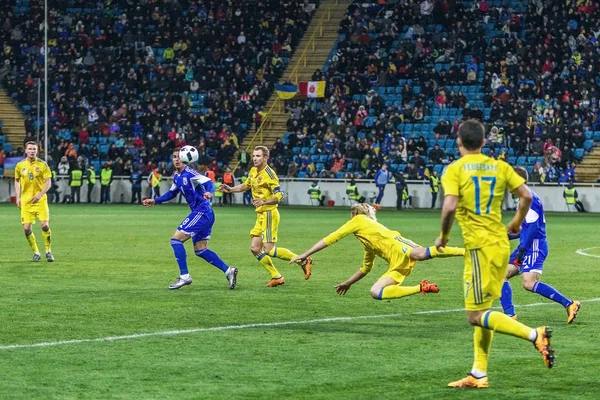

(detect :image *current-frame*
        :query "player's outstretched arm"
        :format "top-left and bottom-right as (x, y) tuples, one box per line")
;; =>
(436, 194), (458, 251)
(335, 269), (367, 295)
(221, 183), (248, 193)
(507, 184), (532, 235)
(290, 239), (328, 264)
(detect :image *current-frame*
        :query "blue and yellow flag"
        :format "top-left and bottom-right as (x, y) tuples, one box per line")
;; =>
(275, 83), (297, 100)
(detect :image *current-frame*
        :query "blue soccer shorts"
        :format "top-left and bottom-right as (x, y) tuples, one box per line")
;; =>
(509, 239), (548, 275)
(177, 211), (215, 244)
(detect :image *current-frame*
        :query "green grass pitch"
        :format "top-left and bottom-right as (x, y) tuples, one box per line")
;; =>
(0, 204), (599, 399)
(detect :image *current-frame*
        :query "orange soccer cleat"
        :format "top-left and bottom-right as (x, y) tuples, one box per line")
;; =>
(533, 326), (555, 368)
(266, 276), (286, 287)
(301, 257), (313, 280)
(447, 374), (489, 389)
(420, 279), (440, 294)
(566, 301), (581, 324)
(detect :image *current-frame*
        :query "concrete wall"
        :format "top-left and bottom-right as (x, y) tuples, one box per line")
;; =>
(1, 177), (598, 212)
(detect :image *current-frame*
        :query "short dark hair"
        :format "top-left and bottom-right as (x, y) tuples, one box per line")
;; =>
(513, 166), (528, 181)
(458, 120), (485, 150)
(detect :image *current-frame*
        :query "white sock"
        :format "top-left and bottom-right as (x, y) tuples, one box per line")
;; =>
(529, 329), (537, 342)
(470, 369), (487, 378)
(180, 274), (190, 280)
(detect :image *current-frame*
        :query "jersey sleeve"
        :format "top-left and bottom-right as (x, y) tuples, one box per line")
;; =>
(503, 162), (526, 192)
(441, 163), (459, 196)
(42, 162), (52, 179)
(268, 172), (284, 203)
(14, 162), (21, 180)
(323, 218), (359, 246)
(359, 250), (376, 275)
(155, 183), (178, 204)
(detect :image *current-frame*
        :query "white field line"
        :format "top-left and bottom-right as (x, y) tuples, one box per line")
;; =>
(575, 247), (600, 258)
(1, 298), (599, 351)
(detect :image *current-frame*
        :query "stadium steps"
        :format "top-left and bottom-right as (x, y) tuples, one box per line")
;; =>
(576, 148), (600, 183)
(229, 0), (349, 172)
(0, 89), (26, 149)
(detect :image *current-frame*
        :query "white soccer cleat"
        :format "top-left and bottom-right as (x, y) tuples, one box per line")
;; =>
(226, 267), (238, 290)
(169, 277), (192, 290)
(31, 253), (41, 262)
(46, 251), (55, 262)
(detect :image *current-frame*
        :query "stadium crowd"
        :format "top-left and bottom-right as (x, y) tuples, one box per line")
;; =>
(0, 0), (318, 177)
(275, 0), (599, 184)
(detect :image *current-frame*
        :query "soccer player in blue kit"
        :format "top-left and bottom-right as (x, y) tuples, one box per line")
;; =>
(500, 167), (580, 324)
(143, 149), (238, 290)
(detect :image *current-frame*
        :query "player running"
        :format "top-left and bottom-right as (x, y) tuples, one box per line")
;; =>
(143, 149), (238, 290)
(291, 203), (465, 300)
(500, 167), (581, 324)
(221, 146), (312, 287)
(436, 120), (554, 389)
(14, 141), (54, 262)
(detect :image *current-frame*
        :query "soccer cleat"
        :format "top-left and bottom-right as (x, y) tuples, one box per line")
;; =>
(169, 277), (193, 290)
(566, 301), (581, 324)
(420, 279), (439, 294)
(46, 251), (55, 262)
(266, 276), (285, 287)
(447, 374), (489, 389)
(372, 204), (382, 210)
(533, 326), (555, 368)
(301, 257), (313, 280)
(226, 267), (238, 290)
(510, 314), (518, 321)
(31, 253), (41, 262)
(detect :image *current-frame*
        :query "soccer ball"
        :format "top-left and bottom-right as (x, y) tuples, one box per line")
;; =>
(179, 146), (199, 164)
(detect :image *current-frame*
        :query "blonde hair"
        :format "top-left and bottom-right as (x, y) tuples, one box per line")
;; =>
(25, 141), (38, 148)
(351, 203), (377, 221)
(254, 145), (270, 157)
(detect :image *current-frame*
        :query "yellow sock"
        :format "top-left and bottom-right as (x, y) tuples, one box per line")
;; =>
(472, 326), (494, 374)
(256, 252), (281, 279)
(379, 284), (420, 299)
(42, 229), (52, 252)
(268, 246), (300, 264)
(26, 232), (40, 253)
(427, 246), (465, 258)
(481, 310), (533, 341)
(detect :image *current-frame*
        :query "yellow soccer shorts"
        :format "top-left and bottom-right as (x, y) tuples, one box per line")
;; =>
(379, 244), (416, 284)
(250, 208), (280, 243)
(464, 244), (509, 311)
(21, 201), (50, 225)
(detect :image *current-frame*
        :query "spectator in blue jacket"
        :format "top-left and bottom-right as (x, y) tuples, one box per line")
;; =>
(374, 163), (392, 208)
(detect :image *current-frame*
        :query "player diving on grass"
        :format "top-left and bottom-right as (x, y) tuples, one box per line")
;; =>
(290, 203), (465, 300)
(143, 149), (238, 290)
(221, 145), (312, 287)
(500, 167), (581, 324)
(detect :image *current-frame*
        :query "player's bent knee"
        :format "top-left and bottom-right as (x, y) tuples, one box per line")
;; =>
(370, 286), (383, 300)
(522, 280), (536, 291)
(466, 311), (484, 326)
(250, 245), (261, 255)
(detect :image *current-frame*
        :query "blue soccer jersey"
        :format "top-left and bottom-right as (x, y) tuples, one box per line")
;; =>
(155, 167), (216, 243)
(509, 190), (548, 274)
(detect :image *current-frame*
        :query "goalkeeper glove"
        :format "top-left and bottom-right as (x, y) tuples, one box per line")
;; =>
(514, 248), (526, 267)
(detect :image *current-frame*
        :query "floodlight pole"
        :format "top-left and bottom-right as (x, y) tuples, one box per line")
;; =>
(44, 0), (48, 161)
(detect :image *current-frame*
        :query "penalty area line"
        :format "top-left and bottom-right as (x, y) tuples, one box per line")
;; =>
(1, 298), (599, 351)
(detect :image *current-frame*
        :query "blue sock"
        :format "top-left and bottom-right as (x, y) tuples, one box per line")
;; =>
(500, 281), (515, 316)
(195, 248), (229, 273)
(532, 282), (573, 308)
(170, 238), (188, 275)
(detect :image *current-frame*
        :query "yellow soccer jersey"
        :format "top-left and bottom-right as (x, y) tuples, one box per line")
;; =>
(442, 154), (525, 249)
(323, 214), (418, 274)
(15, 158), (52, 203)
(246, 165), (283, 213)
